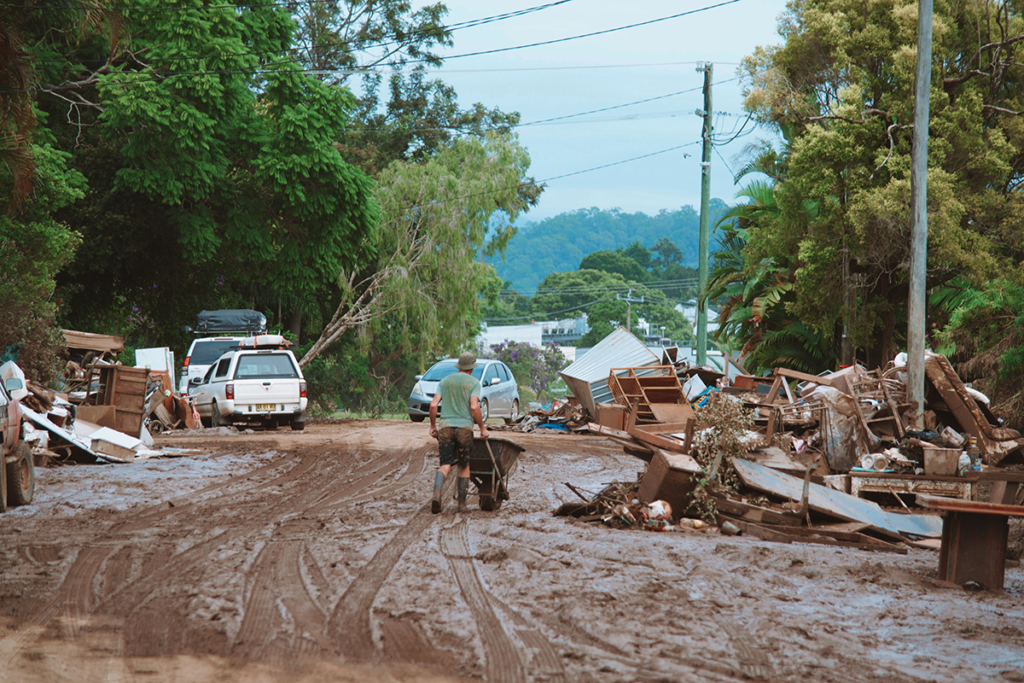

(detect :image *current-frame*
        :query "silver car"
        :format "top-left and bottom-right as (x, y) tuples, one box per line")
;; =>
(408, 358), (520, 424)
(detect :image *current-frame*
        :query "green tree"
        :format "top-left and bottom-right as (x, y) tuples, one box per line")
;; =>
(741, 0), (1024, 369)
(0, 143), (84, 381)
(488, 205), (724, 293)
(529, 269), (691, 346)
(290, 1), (523, 176)
(935, 279), (1024, 430)
(300, 131), (534, 369)
(79, 0), (379, 340)
(578, 250), (649, 283)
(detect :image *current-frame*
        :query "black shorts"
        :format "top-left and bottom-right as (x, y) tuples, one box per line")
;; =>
(438, 426), (473, 468)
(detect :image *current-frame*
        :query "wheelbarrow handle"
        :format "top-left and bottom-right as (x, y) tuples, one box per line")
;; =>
(484, 440), (508, 497)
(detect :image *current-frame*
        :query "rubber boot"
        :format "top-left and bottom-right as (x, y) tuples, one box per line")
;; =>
(431, 471), (444, 514)
(457, 477), (469, 513)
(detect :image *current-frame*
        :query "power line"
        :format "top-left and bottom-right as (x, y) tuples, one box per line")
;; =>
(25, 0), (577, 68)
(435, 0), (743, 64)
(542, 143), (699, 183)
(518, 77), (740, 127)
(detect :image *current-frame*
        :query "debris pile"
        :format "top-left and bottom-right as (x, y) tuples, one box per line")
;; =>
(555, 327), (1024, 556)
(492, 399), (588, 433)
(12, 331), (203, 465)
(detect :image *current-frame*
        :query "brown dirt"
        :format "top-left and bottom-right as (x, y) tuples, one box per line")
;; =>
(2, 419), (1024, 682)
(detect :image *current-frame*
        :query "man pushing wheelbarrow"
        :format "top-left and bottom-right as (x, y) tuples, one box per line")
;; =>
(428, 352), (489, 513)
(427, 352), (522, 513)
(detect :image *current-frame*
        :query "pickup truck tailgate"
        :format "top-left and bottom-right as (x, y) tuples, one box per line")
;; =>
(234, 379), (300, 405)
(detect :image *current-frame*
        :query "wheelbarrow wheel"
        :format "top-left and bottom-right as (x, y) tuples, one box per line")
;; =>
(480, 494), (502, 512)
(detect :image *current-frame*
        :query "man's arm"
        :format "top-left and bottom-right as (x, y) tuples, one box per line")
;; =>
(429, 391), (442, 439)
(470, 395), (490, 439)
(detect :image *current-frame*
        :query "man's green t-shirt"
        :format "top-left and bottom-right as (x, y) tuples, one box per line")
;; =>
(438, 371), (482, 429)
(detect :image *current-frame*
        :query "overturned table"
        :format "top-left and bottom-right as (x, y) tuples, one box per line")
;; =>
(918, 486), (1024, 590)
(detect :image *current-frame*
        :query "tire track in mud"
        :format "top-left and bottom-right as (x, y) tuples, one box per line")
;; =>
(331, 445), (429, 509)
(715, 616), (776, 682)
(304, 450), (405, 515)
(116, 450), (320, 531)
(30, 544), (117, 626)
(485, 590), (566, 682)
(99, 448), (400, 619)
(326, 507), (435, 662)
(4, 544), (121, 667)
(235, 540), (332, 664)
(439, 520), (526, 683)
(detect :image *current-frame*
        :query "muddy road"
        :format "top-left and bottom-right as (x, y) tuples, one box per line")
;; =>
(1, 419), (1023, 682)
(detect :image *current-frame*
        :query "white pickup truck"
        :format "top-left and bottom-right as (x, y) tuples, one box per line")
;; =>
(192, 346), (307, 431)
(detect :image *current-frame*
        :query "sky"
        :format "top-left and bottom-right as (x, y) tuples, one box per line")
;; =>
(419, 0), (793, 222)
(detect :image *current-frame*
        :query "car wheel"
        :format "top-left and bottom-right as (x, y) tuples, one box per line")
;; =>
(409, 415), (425, 423)
(504, 399), (520, 425)
(211, 402), (223, 428)
(290, 419), (305, 431)
(479, 398), (489, 422)
(6, 441), (34, 507)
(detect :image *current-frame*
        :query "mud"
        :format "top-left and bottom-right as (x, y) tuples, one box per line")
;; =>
(1, 419), (1023, 682)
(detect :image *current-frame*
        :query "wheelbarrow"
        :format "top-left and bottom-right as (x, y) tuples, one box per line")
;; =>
(469, 437), (524, 511)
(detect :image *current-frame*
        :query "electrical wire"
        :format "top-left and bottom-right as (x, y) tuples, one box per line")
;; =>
(24, 0), (577, 68)
(518, 78), (740, 127)
(433, 0), (743, 64)
(541, 142), (700, 182)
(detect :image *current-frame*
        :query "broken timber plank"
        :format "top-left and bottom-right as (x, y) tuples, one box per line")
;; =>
(774, 368), (836, 387)
(649, 403), (696, 424)
(713, 497), (803, 526)
(629, 418), (695, 454)
(730, 519), (908, 554)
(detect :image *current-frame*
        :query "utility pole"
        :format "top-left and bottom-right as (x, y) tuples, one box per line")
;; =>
(907, 0), (933, 427)
(617, 289), (644, 332)
(696, 62), (713, 366)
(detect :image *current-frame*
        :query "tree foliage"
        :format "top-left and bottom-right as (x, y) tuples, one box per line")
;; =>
(527, 269), (692, 347)
(0, 144), (84, 381)
(488, 204), (726, 293)
(935, 279), (1024, 429)
(301, 131), (535, 368)
(733, 0), (1024, 370)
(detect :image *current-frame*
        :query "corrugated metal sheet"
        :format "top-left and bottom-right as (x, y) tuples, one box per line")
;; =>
(559, 327), (661, 418)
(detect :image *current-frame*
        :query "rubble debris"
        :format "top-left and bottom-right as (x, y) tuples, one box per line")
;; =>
(491, 399), (588, 433)
(923, 353), (1024, 465)
(608, 366), (687, 423)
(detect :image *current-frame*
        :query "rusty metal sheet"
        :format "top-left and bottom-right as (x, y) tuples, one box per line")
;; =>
(732, 458), (943, 538)
(560, 327), (660, 418)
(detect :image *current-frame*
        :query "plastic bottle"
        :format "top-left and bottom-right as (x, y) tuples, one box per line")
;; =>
(967, 436), (981, 471)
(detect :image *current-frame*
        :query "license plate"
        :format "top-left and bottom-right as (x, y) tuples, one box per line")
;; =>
(255, 404), (275, 411)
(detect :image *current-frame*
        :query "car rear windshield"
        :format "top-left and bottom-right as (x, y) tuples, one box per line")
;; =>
(234, 354), (299, 379)
(422, 361), (484, 381)
(190, 340), (241, 364)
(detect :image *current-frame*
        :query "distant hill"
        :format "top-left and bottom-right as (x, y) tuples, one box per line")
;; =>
(486, 201), (731, 292)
